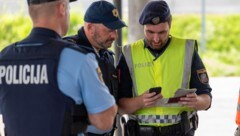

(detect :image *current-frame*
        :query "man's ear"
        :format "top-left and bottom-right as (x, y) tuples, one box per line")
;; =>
(58, 1), (67, 16)
(86, 23), (95, 35)
(169, 20), (172, 29)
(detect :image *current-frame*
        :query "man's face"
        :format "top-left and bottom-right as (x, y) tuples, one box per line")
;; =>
(144, 22), (170, 50)
(92, 24), (118, 50)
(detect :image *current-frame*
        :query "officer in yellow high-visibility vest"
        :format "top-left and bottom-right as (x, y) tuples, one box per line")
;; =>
(117, 0), (212, 136)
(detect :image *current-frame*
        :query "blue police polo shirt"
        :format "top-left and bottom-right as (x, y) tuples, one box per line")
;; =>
(58, 48), (115, 114)
(58, 48), (116, 136)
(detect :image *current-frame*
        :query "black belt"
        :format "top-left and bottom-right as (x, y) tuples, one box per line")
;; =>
(85, 132), (112, 136)
(140, 123), (182, 135)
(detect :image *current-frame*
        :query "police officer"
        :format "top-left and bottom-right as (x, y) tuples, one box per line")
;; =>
(64, 1), (126, 136)
(117, 1), (212, 136)
(0, 0), (117, 136)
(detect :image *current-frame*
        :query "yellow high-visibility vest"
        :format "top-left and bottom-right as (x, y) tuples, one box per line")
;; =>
(123, 37), (196, 126)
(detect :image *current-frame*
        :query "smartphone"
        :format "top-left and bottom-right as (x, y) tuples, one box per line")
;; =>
(149, 87), (162, 95)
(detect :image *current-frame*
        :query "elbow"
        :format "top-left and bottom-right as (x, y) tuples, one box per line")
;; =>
(88, 105), (117, 131)
(196, 94), (212, 110)
(204, 96), (212, 110)
(93, 119), (114, 131)
(118, 106), (132, 115)
(118, 98), (140, 114)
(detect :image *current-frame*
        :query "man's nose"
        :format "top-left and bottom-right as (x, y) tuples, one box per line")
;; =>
(110, 30), (118, 39)
(153, 34), (160, 42)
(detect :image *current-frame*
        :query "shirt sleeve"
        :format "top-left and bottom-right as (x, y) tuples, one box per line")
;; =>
(58, 48), (115, 114)
(190, 49), (212, 98)
(116, 53), (133, 100)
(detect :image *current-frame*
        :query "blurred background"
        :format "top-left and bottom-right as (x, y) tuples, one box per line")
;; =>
(1, 0), (240, 76)
(0, 0), (240, 135)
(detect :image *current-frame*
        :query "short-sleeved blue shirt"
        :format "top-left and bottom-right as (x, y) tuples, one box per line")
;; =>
(58, 48), (115, 114)
(64, 27), (118, 135)
(58, 42), (116, 136)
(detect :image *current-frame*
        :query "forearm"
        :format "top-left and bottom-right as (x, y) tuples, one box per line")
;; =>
(118, 97), (143, 114)
(195, 94), (211, 110)
(88, 104), (117, 131)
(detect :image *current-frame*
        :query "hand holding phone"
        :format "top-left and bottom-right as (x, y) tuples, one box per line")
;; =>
(149, 87), (162, 96)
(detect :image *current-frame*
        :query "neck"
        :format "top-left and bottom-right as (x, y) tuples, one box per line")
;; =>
(33, 17), (63, 36)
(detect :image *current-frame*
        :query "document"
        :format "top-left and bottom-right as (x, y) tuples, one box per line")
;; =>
(155, 88), (197, 107)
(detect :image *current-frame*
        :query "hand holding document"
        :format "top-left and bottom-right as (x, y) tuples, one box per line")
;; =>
(155, 88), (197, 107)
(174, 88), (197, 98)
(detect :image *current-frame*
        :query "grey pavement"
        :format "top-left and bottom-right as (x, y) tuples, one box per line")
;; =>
(195, 77), (239, 136)
(0, 77), (239, 136)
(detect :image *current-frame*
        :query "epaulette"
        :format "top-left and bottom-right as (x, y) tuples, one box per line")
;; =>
(67, 45), (90, 55)
(63, 35), (79, 44)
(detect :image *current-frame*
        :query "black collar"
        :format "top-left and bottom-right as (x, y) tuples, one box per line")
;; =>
(77, 27), (114, 56)
(16, 27), (61, 46)
(31, 27), (61, 39)
(144, 36), (171, 59)
(77, 27), (93, 49)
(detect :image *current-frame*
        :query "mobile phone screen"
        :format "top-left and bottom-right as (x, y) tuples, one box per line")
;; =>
(149, 87), (162, 95)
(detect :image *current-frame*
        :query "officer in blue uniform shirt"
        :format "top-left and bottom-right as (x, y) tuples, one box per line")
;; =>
(117, 1), (212, 136)
(64, 1), (126, 136)
(0, 0), (117, 136)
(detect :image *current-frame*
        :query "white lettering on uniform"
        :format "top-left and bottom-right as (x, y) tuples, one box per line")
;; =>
(23, 65), (30, 84)
(33, 65), (40, 84)
(0, 64), (49, 85)
(19, 65), (23, 84)
(40, 65), (48, 84)
(13, 65), (19, 84)
(6, 66), (13, 84)
(0, 66), (6, 84)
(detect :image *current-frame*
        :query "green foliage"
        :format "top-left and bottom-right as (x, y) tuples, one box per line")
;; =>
(0, 15), (31, 50)
(0, 13), (84, 51)
(1, 13), (240, 76)
(202, 49), (240, 76)
(170, 14), (240, 76)
(67, 13), (84, 35)
(171, 15), (201, 40)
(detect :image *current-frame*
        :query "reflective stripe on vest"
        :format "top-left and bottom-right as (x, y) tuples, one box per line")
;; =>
(123, 44), (138, 96)
(135, 111), (196, 124)
(236, 89), (240, 125)
(123, 37), (196, 126)
(182, 40), (195, 88)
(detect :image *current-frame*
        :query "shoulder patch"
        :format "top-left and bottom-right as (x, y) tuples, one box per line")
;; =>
(197, 69), (209, 84)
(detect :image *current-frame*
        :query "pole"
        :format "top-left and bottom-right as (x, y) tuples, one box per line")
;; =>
(113, 0), (123, 66)
(201, 0), (206, 52)
(113, 1), (123, 136)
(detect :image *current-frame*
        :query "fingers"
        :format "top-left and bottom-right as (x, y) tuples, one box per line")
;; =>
(178, 93), (198, 108)
(143, 93), (163, 108)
